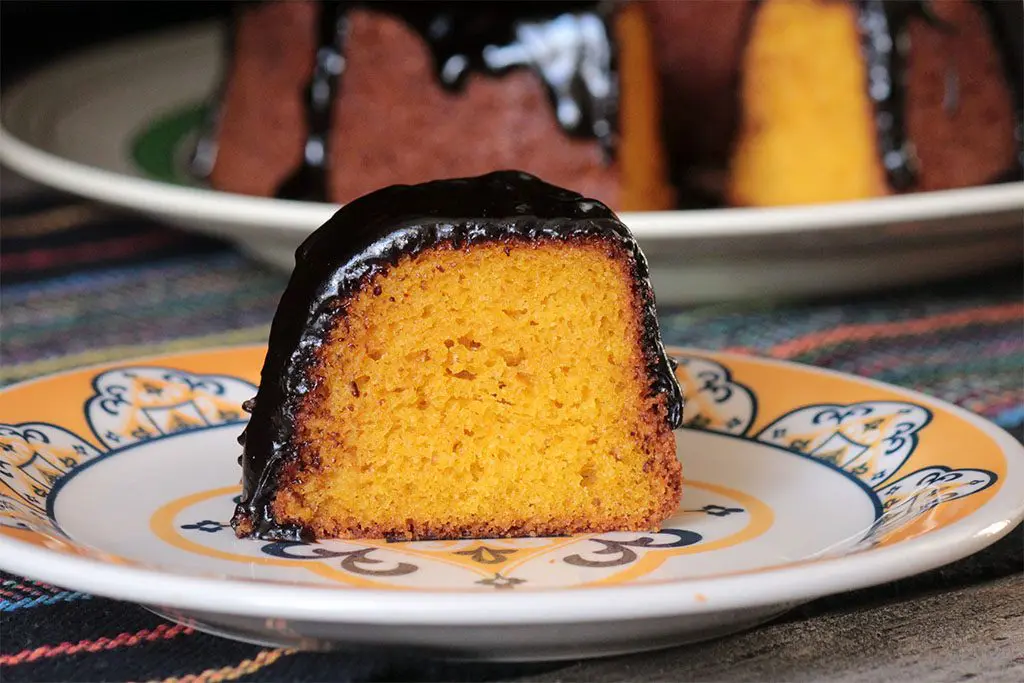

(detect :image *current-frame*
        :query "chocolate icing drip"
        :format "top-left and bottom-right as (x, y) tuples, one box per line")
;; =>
(234, 171), (683, 541)
(396, 1), (617, 153)
(978, 0), (1024, 178)
(274, 1), (618, 201)
(857, 0), (917, 191)
(277, 3), (347, 201)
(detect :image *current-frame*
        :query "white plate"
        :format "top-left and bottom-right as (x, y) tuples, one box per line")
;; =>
(1, 22), (1022, 305)
(1, 346), (1021, 660)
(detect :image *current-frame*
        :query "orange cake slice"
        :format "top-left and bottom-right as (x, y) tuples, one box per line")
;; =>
(232, 171), (683, 541)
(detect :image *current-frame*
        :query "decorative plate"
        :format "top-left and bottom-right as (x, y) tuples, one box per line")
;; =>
(1, 23), (1023, 305)
(1, 346), (1021, 661)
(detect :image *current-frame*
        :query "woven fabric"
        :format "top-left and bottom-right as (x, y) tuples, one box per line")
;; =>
(1, 195), (1021, 682)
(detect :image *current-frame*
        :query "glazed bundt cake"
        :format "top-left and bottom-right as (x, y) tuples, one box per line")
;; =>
(197, 1), (674, 212)
(645, 0), (1022, 207)
(232, 171), (683, 541)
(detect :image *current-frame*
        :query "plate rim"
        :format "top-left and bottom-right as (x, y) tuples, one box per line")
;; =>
(1, 21), (1023, 240)
(1, 344), (1021, 626)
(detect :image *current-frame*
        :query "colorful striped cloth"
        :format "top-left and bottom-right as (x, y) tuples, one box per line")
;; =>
(1, 192), (1021, 682)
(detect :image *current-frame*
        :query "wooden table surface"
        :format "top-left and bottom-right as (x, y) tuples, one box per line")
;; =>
(511, 575), (1023, 682)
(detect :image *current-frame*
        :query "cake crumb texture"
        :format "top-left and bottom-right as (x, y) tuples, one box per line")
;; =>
(272, 240), (680, 540)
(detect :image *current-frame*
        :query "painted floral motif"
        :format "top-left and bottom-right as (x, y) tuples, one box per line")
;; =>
(86, 367), (255, 449)
(259, 542), (419, 577)
(672, 356), (756, 435)
(755, 401), (931, 487)
(562, 529), (702, 568)
(668, 358), (999, 561)
(861, 466), (997, 544)
(688, 504), (745, 517)
(180, 519), (229, 533)
(173, 486), (734, 589)
(453, 546), (518, 564)
(476, 573), (526, 590)
(0, 423), (102, 531)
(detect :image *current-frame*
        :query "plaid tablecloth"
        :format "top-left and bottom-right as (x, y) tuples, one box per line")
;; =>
(1, 191), (1022, 682)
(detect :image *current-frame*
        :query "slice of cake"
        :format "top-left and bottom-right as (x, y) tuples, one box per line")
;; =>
(232, 171), (683, 541)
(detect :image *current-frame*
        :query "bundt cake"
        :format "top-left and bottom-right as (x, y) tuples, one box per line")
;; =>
(645, 0), (1022, 207)
(195, 1), (674, 212)
(232, 171), (684, 541)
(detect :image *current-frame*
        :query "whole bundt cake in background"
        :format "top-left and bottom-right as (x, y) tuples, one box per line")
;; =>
(645, 0), (1022, 207)
(196, 1), (675, 212)
(194, 0), (1020, 210)
(232, 171), (684, 542)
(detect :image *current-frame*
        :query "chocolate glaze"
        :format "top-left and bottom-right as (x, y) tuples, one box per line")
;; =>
(233, 171), (683, 541)
(856, 0), (920, 191)
(276, 0), (618, 201)
(276, 2), (346, 200)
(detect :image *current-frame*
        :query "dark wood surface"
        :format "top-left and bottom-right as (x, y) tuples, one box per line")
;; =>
(513, 575), (1024, 682)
